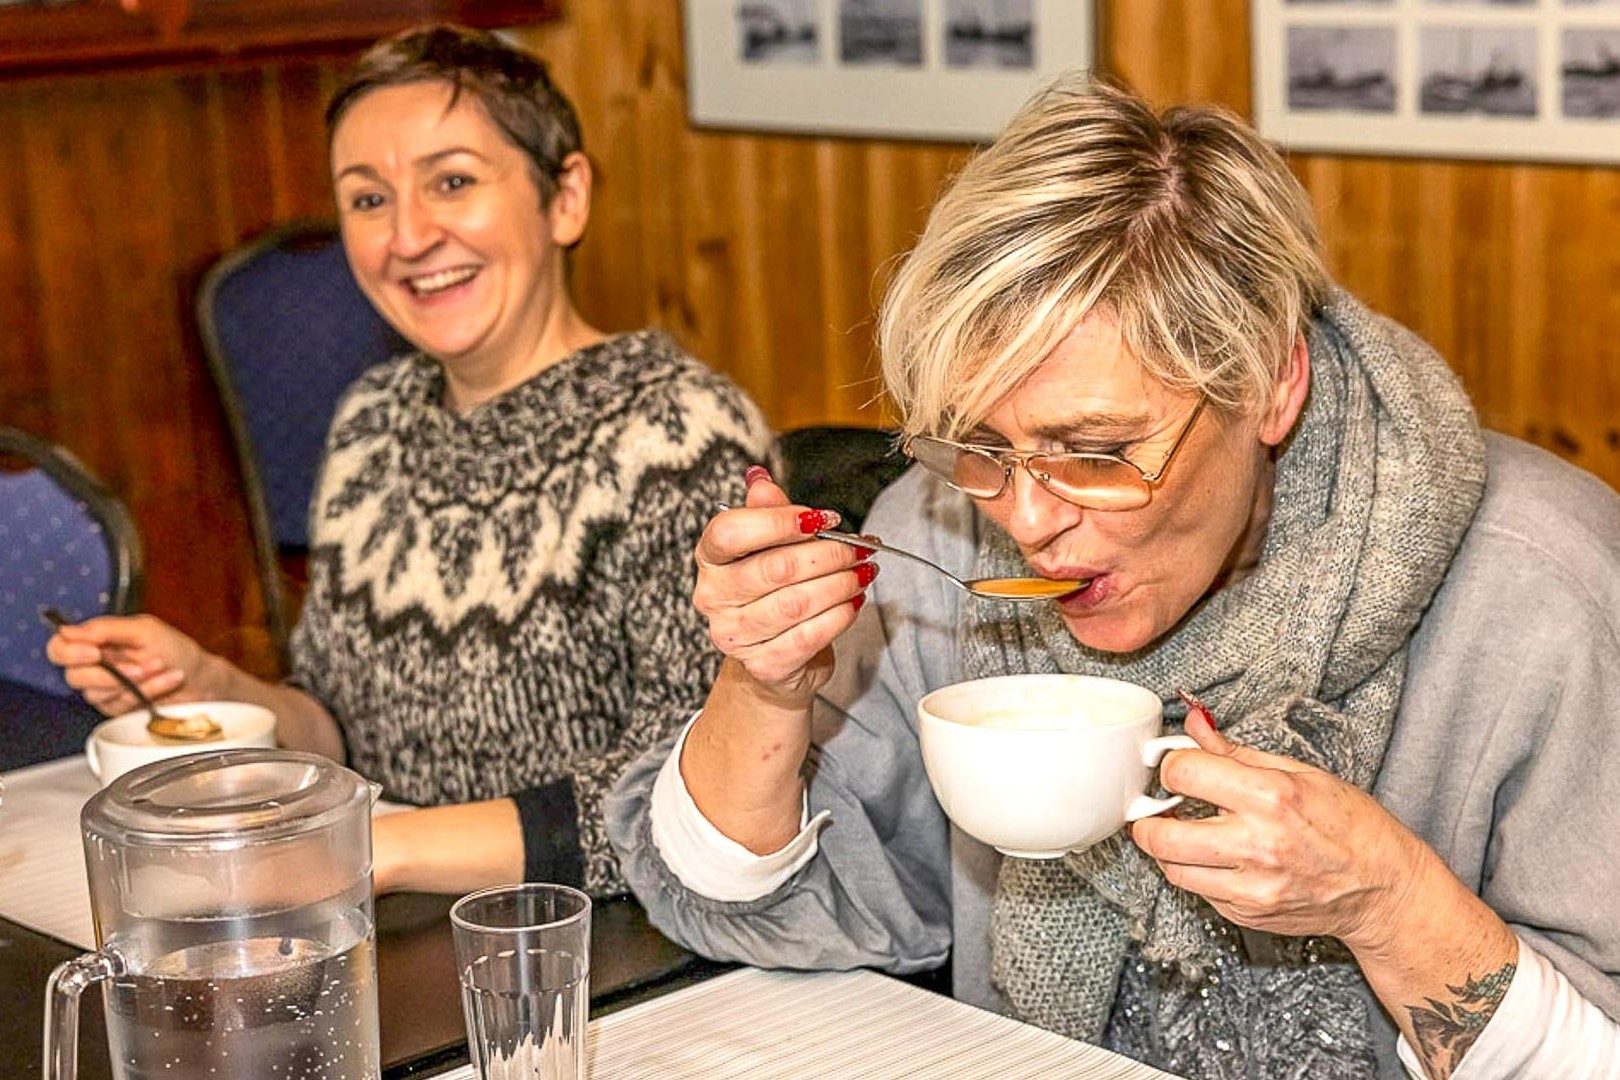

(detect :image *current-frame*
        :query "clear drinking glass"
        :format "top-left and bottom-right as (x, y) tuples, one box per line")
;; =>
(451, 883), (591, 1080)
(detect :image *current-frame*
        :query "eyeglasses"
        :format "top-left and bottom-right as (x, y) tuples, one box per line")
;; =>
(904, 398), (1206, 511)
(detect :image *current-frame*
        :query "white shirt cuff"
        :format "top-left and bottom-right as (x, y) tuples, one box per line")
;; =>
(1396, 936), (1620, 1080)
(648, 711), (830, 903)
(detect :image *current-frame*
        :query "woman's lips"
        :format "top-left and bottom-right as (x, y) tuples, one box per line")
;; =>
(1056, 573), (1110, 611)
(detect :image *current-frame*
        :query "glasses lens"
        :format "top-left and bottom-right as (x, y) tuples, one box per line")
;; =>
(1034, 454), (1152, 510)
(908, 437), (1006, 498)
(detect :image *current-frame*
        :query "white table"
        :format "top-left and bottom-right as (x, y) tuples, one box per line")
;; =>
(435, 966), (1181, 1080)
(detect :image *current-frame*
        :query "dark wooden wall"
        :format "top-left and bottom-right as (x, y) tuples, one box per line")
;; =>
(2, 1), (1616, 674)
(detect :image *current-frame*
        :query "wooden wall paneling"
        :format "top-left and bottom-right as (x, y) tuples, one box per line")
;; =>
(813, 141), (883, 422)
(2, 0), (1616, 683)
(616, 0), (694, 342)
(214, 67), (282, 242)
(1103, 0), (1252, 110)
(762, 135), (830, 425)
(0, 89), (48, 437)
(20, 85), (111, 471)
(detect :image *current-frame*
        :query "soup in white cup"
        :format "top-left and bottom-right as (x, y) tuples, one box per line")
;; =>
(917, 674), (1195, 859)
(85, 702), (278, 787)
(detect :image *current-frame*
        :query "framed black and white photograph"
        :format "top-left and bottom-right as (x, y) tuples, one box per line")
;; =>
(1254, 0), (1620, 163)
(686, 0), (1092, 141)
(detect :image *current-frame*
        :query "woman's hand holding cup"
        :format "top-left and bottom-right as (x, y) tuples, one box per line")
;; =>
(693, 466), (877, 709)
(1132, 702), (1436, 953)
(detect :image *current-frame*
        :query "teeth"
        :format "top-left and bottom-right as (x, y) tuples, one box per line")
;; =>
(408, 267), (478, 295)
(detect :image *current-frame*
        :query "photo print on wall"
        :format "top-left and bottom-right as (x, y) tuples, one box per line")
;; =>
(1255, 0), (1620, 164)
(687, 0), (1092, 141)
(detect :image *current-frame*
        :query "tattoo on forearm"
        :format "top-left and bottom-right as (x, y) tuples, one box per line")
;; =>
(1405, 962), (1516, 1077)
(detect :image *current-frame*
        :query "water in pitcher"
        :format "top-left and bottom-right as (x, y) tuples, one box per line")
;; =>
(102, 883), (379, 1080)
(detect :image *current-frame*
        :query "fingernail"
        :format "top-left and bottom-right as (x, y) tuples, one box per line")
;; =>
(854, 562), (878, 587)
(799, 509), (839, 534)
(851, 593), (866, 613)
(1177, 688), (1213, 730)
(745, 465), (772, 488)
(853, 545), (875, 560)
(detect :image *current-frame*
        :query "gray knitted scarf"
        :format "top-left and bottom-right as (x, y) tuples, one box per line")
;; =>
(961, 292), (1485, 1078)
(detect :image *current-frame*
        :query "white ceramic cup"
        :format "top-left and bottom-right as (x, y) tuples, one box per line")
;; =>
(85, 702), (278, 787)
(917, 673), (1197, 859)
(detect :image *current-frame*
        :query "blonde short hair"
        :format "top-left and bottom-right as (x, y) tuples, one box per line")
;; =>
(879, 76), (1331, 439)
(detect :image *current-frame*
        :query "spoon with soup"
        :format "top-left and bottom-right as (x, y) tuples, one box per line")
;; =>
(811, 530), (1087, 602)
(39, 607), (224, 742)
(716, 505), (1086, 602)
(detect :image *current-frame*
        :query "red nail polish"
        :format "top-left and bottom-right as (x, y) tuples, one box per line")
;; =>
(798, 510), (828, 534)
(1177, 689), (1214, 730)
(745, 465), (772, 488)
(851, 593), (866, 613)
(855, 562), (878, 587)
(853, 545), (875, 560)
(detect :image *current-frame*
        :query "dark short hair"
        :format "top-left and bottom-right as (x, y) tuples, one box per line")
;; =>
(326, 23), (583, 202)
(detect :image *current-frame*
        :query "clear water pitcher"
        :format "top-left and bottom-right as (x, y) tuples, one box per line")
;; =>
(43, 748), (381, 1080)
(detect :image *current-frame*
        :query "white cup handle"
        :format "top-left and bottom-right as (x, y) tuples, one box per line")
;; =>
(1124, 734), (1199, 822)
(83, 735), (102, 780)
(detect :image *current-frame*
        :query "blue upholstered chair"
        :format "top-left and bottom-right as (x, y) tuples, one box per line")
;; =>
(0, 428), (143, 768)
(196, 222), (409, 661)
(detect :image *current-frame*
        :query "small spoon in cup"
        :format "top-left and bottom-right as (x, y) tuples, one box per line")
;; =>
(38, 606), (223, 742)
(715, 505), (1087, 603)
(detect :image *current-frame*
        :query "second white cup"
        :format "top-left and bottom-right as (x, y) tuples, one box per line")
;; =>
(917, 674), (1195, 859)
(85, 702), (278, 787)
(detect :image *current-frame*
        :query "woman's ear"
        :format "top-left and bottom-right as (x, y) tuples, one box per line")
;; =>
(546, 151), (592, 249)
(1258, 333), (1310, 448)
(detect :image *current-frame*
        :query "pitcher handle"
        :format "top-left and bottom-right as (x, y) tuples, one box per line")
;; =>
(43, 950), (121, 1080)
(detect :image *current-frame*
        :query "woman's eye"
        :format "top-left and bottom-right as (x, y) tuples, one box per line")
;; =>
(347, 192), (385, 212)
(437, 173), (476, 193)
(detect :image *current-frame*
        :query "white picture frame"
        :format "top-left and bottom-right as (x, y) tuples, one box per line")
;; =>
(685, 0), (1094, 142)
(1254, 0), (1620, 165)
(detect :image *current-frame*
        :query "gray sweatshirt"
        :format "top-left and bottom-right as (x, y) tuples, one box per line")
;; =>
(606, 433), (1620, 1077)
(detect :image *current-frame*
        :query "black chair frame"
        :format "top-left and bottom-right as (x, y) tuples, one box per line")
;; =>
(194, 220), (345, 664)
(0, 426), (144, 615)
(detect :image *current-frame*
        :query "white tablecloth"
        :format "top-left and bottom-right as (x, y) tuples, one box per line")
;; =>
(0, 754), (407, 950)
(0, 756), (101, 948)
(436, 966), (1181, 1080)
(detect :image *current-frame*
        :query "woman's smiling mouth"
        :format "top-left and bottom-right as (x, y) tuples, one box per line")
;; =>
(406, 266), (480, 296)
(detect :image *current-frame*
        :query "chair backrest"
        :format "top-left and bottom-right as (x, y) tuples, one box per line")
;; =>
(196, 222), (409, 655)
(769, 425), (912, 533)
(0, 428), (143, 697)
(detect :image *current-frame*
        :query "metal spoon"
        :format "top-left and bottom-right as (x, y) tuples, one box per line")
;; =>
(811, 530), (1088, 602)
(715, 503), (1086, 602)
(38, 606), (223, 742)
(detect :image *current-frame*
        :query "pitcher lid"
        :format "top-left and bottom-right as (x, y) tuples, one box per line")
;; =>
(82, 748), (372, 848)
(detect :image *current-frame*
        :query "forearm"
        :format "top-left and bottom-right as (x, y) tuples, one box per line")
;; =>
(680, 658), (812, 854)
(371, 798), (524, 896)
(195, 652), (344, 760)
(1349, 848), (1519, 1079)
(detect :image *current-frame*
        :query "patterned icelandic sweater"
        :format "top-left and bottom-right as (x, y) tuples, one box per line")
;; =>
(290, 331), (772, 895)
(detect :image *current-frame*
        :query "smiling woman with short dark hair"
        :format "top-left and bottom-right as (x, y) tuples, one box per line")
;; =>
(48, 24), (772, 901)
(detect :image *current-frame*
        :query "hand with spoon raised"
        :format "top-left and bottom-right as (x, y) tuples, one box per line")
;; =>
(809, 530), (1086, 602)
(687, 470), (886, 852)
(41, 607), (223, 740)
(714, 504), (1085, 602)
